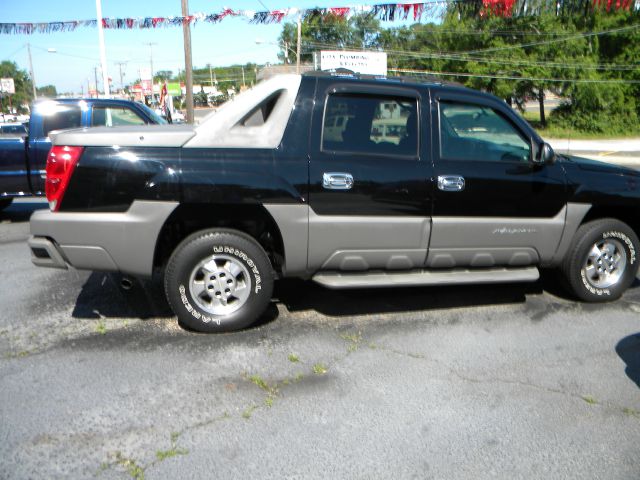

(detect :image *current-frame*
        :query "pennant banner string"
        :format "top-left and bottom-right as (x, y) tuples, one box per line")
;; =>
(0, 0), (635, 34)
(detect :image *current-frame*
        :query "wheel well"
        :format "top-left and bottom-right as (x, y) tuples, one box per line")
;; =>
(581, 206), (640, 238)
(153, 203), (286, 276)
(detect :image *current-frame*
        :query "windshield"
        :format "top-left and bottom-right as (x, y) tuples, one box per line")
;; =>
(138, 103), (168, 125)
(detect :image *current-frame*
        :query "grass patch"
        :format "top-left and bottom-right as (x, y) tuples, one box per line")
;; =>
(521, 111), (640, 140)
(581, 395), (598, 405)
(155, 432), (189, 462)
(340, 331), (363, 352)
(249, 374), (269, 392)
(288, 353), (300, 363)
(313, 363), (328, 375)
(114, 452), (145, 480)
(622, 407), (640, 418)
(95, 321), (107, 335)
(242, 405), (257, 419)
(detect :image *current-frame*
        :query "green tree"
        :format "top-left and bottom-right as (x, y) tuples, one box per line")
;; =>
(278, 13), (381, 65)
(36, 84), (57, 98)
(153, 70), (173, 83)
(0, 61), (33, 113)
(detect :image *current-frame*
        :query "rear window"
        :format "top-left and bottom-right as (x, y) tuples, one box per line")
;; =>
(0, 124), (27, 135)
(42, 106), (82, 137)
(92, 106), (147, 127)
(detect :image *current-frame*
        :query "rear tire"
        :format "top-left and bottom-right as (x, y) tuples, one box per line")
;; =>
(561, 219), (639, 302)
(0, 198), (12, 211)
(164, 229), (274, 333)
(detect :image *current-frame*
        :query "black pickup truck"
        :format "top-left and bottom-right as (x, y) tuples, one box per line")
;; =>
(29, 73), (640, 332)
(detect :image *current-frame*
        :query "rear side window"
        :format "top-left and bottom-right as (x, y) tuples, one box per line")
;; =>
(42, 106), (82, 137)
(239, 90), (283, 127)
(92, 106), (147, 127)
(322, 93), (418, 157)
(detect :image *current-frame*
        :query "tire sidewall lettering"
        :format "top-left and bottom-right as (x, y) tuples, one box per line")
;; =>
(579, 228), (636, 296)
(580, 270), (610, 296)
(177, 241), (264, 325)
(602, 230), (636, 265)
(179, 284), (217, 325)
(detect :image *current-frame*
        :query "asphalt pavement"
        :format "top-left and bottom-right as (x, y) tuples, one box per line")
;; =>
(0, 200), (639, 479)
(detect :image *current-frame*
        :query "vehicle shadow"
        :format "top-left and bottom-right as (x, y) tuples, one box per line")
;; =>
(70, 268), (637, 329)
(0, 200), (47, 223)
(273, 277), (545, 317)
(71, 272), (173, 320)
(616, 333), (640, 389)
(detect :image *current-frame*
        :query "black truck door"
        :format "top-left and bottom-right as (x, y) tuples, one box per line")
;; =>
(428, 92), (568, 268)
(307, 82), (433, 272)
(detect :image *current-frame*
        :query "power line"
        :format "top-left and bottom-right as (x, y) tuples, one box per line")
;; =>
(5, 45), (25, 59)
(302, 40), (640, 70)
(467, 23), (640, 54)
(389, 67), (640, 83)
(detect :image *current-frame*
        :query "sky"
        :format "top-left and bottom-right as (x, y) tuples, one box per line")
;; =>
(1, 0), (416, 94)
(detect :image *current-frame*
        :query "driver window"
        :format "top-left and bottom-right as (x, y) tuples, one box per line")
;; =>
(439, 101), (530, 162)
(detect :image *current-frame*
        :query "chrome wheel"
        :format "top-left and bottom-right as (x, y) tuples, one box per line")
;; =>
(189, 254), (251, 316)
(582, 238), (627, 289)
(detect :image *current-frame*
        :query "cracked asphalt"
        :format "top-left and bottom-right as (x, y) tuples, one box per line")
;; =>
(1, 199), (639, 479)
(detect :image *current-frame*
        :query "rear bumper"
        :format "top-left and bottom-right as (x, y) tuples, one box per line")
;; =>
(29, 200), (178, 277)
(28, 236), (69, 269)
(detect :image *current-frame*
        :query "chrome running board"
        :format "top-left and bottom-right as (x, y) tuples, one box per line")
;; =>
(312, 266), (540, 289)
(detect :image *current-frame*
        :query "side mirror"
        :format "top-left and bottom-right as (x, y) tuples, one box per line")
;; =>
(534, 142), (556, 165)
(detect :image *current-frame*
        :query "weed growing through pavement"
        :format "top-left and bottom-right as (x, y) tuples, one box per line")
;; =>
(313, 363), (328, 375)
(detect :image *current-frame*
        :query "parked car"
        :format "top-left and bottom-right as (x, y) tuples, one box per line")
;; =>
(28, 73), (640, 332)
(0, 98), (165, 210)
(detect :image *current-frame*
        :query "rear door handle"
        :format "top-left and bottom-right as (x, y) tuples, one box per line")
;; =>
(323, 172), (354, 190)
(437, 175), (465, 192)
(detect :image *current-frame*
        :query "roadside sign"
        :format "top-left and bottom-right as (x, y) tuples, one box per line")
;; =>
(317, 51), (387, 76)
(167, 82), (181, 95)
(0, 78), (15, 94)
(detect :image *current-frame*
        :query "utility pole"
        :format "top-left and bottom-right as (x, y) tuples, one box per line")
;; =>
(115, 61), (127, 92)
(241, 66), (245, 88)
(95, 0), (110, 97)
(296, 15), (302, 75)
(181, 0), (194, 124)
(94, 66), (99, 97)
(27, 43), (37, 99)
(208, 63), (213, 87)
(145, 42), (157, 84)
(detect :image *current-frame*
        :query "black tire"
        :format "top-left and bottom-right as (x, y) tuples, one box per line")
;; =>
(561, 219), (639, 302)
(0, 198), (12, 211)
(164, 229), (274, 333)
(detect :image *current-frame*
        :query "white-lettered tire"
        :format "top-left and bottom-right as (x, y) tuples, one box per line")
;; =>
(561, 219), (639, 302)
(164, 229), (274, 332)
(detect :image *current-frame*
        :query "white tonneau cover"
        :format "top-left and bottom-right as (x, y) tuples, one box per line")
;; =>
(51, 124), (196, 148)
(51, 74), (303, 150)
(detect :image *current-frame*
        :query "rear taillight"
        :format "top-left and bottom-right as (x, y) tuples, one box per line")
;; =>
(45, 145), (83, 211)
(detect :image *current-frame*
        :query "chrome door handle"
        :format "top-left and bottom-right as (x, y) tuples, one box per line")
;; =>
(323, 172), (354, 190)
(437, 175), (465, 192)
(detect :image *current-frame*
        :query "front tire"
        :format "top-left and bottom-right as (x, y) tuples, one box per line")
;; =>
(164, 229), (274, 332)
(561, 219), (639, 302)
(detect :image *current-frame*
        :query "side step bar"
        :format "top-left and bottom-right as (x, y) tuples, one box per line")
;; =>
(312, 267), (540, 289)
